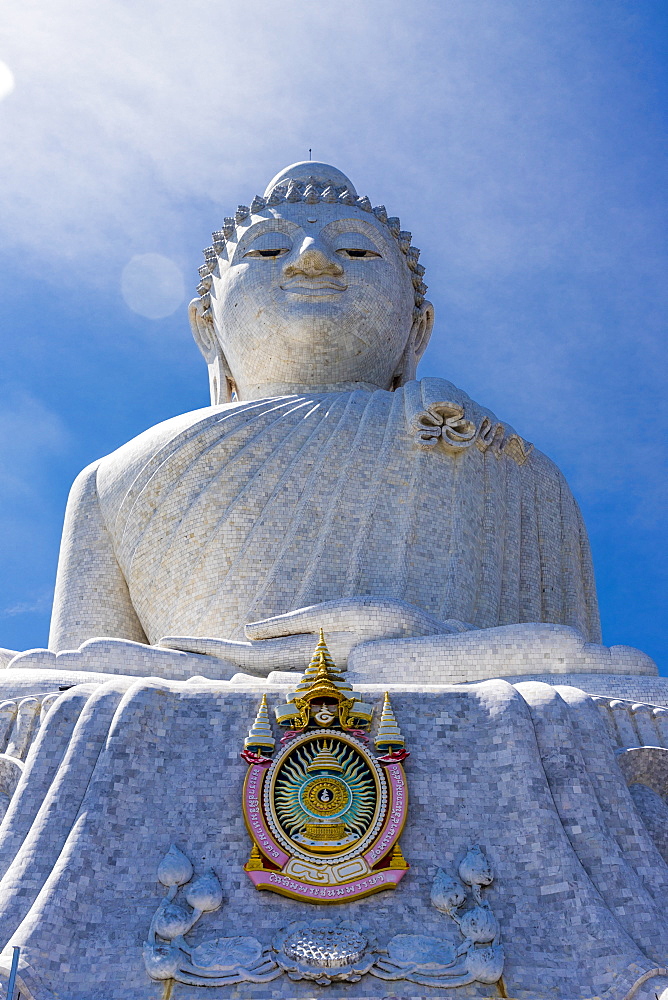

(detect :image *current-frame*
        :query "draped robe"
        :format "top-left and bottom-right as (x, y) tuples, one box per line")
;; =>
(49, 378), (600, 650)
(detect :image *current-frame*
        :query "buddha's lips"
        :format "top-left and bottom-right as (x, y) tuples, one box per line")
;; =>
(280, 279), (347, 294)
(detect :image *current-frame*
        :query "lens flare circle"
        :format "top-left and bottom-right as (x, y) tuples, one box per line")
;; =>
(121, 253), (185, 320)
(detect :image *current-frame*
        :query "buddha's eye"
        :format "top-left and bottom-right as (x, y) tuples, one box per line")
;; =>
(335, 248), (381, 259)
(243, 247), (290, 259)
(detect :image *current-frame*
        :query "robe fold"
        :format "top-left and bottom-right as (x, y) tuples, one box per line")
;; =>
(51, 379), (600, 650)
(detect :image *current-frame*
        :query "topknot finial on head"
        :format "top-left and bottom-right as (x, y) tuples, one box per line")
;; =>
(263, 161), (358, 200)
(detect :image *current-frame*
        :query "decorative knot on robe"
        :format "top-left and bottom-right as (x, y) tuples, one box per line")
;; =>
(405, 378), (533, 464)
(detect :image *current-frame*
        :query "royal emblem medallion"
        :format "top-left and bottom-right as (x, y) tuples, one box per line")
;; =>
(240, 631), (410, 903)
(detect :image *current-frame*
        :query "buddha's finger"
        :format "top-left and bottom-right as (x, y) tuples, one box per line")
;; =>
(159, 631), (356, 672)
(244, 603), (345, 639)
(158, 636), (254, 659)
(245, 598), (412, 639)
(245, 597), (448, 641)
(157, 636), (293, 671)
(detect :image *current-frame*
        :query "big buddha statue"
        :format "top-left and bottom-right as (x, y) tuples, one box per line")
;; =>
(4, 160), (614, 684)
(0, 163), (665, 1000)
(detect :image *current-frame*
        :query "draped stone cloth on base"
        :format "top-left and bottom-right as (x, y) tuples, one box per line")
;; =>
(0, 678), (664, 1000)
(50, 379), (600, 651)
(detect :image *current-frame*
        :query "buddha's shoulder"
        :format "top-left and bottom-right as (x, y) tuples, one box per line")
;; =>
(93, 403), (240, 506)
(80, 385), (565, 510)
(413, 377), (564, 479)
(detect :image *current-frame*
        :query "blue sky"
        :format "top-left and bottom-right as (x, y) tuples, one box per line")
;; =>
(0, 0), (666, 667)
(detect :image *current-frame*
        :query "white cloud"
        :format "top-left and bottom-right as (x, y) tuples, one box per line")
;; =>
(1, 0), (662, 288)
(1, 591), (53, 618)
(0, 390), (70, 497)
(0, 391), (70, 631)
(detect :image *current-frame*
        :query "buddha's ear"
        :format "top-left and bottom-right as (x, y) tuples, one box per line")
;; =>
(189, 296), (218, 363)
(188, 297), (237, 404)
(412, 300), (434, 361)
(390, 300), (435, 389)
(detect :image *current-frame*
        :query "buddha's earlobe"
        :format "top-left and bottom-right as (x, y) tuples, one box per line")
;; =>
(413, 300), (434, 360)
(390, 300), (435, 389)
(188, 297), (237, 404)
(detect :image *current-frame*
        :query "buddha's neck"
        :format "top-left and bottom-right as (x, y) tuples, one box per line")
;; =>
(238, 380), (388, 400)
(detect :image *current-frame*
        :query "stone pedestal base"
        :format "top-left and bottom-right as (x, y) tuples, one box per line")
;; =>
(0, 666), (663, 998)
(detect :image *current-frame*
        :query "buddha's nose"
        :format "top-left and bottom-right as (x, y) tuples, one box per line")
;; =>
(284, 241), (344, 278)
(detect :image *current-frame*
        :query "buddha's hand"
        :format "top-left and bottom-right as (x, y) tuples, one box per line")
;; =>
(0, 647), (19, 669)
(159, 597), (472, 674)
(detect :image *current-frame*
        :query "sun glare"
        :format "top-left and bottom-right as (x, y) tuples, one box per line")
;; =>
(0, 61), (15, 101)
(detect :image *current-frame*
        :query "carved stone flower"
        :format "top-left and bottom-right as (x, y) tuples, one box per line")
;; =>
(273, 919), (377, 984)
(456, 902), (499, 944)
(154, 902), (194, 941)
(142, 941), (179, 980)
(157, 844), (193, 888)
(458, 845), (493, 888)
(430, 868), (467, 915)
(183, 868), (223, 912)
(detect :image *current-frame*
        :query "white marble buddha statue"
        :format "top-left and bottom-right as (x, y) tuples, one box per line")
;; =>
(5, 161), (627, 683)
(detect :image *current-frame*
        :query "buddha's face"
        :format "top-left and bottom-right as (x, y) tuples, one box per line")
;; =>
(209, 202), (420, 396)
